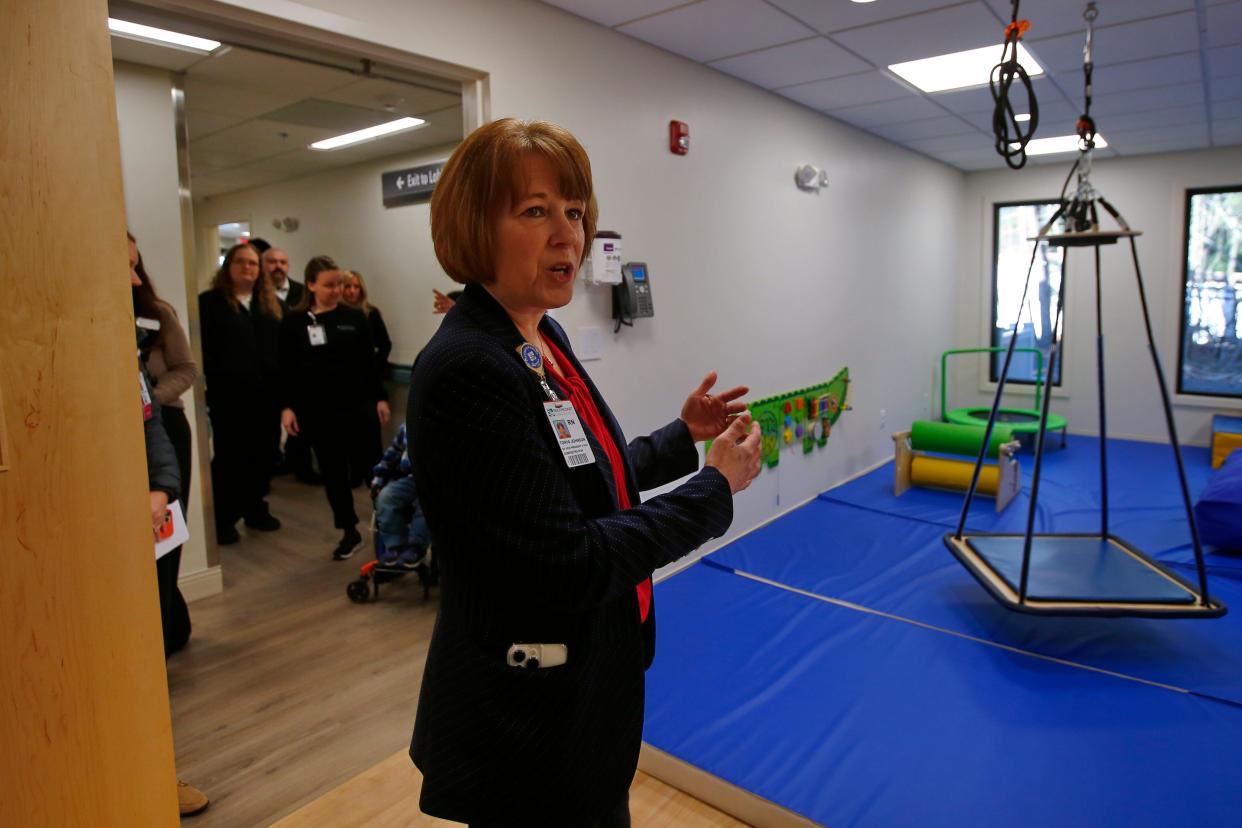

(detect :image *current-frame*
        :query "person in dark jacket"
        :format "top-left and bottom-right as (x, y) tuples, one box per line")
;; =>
(407, 118), (762, 827)
(199, 242), (283, 545)
(262, 246), (315, 482)
(280, 256), (390, 560)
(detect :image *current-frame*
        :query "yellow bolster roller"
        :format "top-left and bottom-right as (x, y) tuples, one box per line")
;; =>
(910, 455), (999, 496)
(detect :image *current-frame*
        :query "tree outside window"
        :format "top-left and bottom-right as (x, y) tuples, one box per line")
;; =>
(1179, 187), (1242, 399)
(991, 201), (1065, 386)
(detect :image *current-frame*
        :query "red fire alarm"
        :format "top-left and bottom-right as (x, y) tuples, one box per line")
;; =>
(669, 120), (689, 155)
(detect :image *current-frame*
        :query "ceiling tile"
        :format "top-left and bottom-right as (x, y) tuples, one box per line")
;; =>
(930, 76), (1063, 115)
(1206, 2), (1242, 48)
(1214, 97), (1242, 119)
(830, 2), (1002, 66)
(264, 99), (399, 132)
(982, 0), (1194, 39)
(1090, 82), (1204, 117)
(185, 109), (245, 141)
(827, 95), (949, 128)
(905, 132), (992, 154)
(1106, 122), (1211, 154)
(870, 115), (979, 142)
(777, 70), (913, 109)
(190, 119), (332, 158)
(765, 0), (967, 35)
(1090, 52), (1203, 96)
(540, 0), (691, 28)
(709, 36), (869, 89)
(184, 77), (304, 120)
(1096, 104), (1207, 133)
(185, 46), (352, 97)
(1026, 12), (1200, 73)
(1213, 117), (1242, 145)
(314, 78), (460, 117)
(1208, 44), (1242, 80)
(957, 98), (1080, 135)
(616, 0), (814, 63)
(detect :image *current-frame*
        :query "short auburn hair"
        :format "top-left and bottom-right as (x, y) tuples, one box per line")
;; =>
(430, 118), (598, 285)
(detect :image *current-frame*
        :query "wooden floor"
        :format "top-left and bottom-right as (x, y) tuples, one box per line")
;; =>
(167, 476), (748, 826)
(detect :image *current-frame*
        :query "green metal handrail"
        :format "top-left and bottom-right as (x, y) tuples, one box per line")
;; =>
(940, 347), (1046, 421)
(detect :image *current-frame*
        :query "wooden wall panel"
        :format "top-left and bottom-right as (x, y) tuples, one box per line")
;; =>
(0, 1), (179, 824)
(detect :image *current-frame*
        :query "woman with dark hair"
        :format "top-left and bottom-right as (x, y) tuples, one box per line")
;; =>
(406, 119), (761, 826)
(129, 233), (198, 654)
(280, 255), (390, 560)
(199, 242), (283, 545)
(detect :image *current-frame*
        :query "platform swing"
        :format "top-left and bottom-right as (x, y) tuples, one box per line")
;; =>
(943, 3), (1225, 618)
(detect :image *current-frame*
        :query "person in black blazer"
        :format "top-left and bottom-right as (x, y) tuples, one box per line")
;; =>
(199, 242), (283, 545)
(262, 247), (315, 482)
(407, 119), (762, 827)
(280, 256), (391, 560)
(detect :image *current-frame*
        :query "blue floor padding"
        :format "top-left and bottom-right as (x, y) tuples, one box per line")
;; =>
(647, 564), (1242, 827)
(708, 497), (1242, 706)
(965, 536), (1197, 603)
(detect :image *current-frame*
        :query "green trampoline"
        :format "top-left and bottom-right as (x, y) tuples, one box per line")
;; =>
(941, 348), (1067, 447)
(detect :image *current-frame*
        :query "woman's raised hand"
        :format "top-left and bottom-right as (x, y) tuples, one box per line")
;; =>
(705, 413), (762, 494)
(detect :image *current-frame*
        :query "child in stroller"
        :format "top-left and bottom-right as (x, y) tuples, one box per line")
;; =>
(370, 423), (430, 570)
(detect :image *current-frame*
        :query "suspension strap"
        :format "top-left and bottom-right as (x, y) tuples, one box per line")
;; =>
(991, 0), (1039, 169)
(1076, 3), (1099, 150)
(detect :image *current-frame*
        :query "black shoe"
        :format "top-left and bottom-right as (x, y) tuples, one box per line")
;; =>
(333, 530), (364, 560)
(244, 513), (282, 532)
(296, 471), (324, 486)
(217, 525), (240, 545)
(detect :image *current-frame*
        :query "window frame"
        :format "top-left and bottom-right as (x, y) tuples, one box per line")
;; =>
(989, 198), (1067, 388)
(1175, 184), (1242, 401)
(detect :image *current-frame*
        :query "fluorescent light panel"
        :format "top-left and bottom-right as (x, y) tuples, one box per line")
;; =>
(1014, 113), (1032, 122)
(1012, 133), (1109, 156)
(310, 117), (426, 151)
(889, 43), (1042, 94)
(108, 18), (221, 53)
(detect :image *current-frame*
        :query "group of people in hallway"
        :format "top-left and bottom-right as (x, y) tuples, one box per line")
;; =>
(199, 240), (393, 560)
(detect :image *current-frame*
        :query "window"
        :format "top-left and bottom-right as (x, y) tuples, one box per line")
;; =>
(991, 201), (1065, 386)
(1179, 187), (1242, 399)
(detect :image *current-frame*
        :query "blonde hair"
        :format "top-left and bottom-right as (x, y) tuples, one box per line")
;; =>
(430, 118), (598, 285)
(342, 269), (371, 314)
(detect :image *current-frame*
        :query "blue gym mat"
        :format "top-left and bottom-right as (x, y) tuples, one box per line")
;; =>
(646, 564), (1242, 827)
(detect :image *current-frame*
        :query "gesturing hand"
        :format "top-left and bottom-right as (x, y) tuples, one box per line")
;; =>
(432, 289), (456, 314)
(680, 371), (749, 442)
(705, 414), (762, 494)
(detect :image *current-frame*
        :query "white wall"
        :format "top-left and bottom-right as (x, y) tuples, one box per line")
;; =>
(197, 0), (966, 558)
(195, 142), (458, 366)
(114, 61), (222, 601)
(955, 146), (1242, 447)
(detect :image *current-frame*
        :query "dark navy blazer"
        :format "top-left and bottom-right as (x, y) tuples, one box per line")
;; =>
(407, 283), (733, 824)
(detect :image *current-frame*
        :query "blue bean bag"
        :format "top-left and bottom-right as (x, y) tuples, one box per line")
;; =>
(1196, 449), (1242, 551)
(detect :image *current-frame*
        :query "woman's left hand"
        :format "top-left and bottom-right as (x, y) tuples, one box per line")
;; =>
(680, 371), (749, 442)
(377, 400), (391, 426)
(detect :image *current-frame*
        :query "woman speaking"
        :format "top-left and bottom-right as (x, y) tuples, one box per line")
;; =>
(407, 119), (762, 827)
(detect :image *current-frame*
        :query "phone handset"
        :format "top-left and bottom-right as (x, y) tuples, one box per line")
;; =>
(612, 262), (654, 332)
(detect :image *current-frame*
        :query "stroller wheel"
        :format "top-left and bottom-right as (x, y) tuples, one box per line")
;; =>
(346, 579), (371, 603)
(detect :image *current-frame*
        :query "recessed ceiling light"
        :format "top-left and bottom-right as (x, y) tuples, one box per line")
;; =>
(108, 18), (221, 53)
(1011, 133), (1108, 156)
(888, 43), (1043, 94)
(850, 0), (878, 3)
(310, 117), (427, 151)
(1014, 113), (1032, 123)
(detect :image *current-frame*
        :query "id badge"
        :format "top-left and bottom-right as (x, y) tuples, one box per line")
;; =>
(139, 371), (154, 421)
(307, 325), (327, 346)
(543, 401), (596, 468)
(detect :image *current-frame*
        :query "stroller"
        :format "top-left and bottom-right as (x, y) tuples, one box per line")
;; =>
(347, 425), (438, 603)
(346, 518), (437, 603)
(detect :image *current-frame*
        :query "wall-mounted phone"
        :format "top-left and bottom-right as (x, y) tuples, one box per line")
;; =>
(613, 262), (654, 332)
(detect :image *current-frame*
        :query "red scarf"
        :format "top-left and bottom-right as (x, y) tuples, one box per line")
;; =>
(543, 338), (652, 623)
